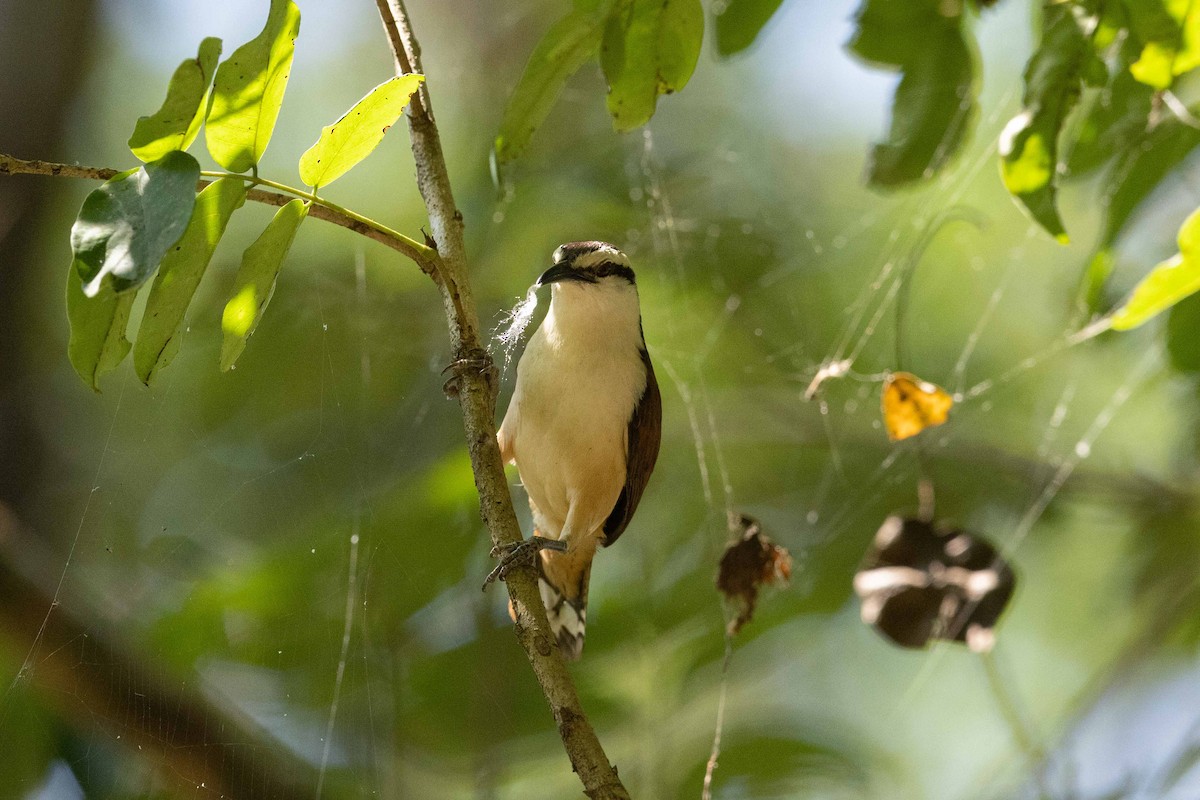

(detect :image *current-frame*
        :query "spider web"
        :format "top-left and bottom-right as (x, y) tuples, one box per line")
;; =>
(5, 0), (1200, 799)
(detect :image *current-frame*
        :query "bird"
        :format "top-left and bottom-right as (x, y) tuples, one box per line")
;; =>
(496, 241), (662, 660)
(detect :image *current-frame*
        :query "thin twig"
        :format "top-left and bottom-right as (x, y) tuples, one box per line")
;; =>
(701, 634), (734, 800)
(0, 153), (438, 278)
(372, 2), (631, 798)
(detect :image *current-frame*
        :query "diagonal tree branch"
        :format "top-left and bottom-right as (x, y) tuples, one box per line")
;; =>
(372, 2), (631, 797)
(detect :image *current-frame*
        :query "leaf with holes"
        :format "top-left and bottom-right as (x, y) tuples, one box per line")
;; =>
(70, 151), (200, 298)
(848, 0), (978, 188)
(206, 0), (300, 173)
(601, 0), (704, 131)
(134, 178), (247, 384)
(495, 7), (610, 163)
(713, 0), (785, 57)
(299, 75), (424, 189)
(1110, 207), (1200, 330)
(67, 266), (136, 391)
(128, 37), (222, 162)
(999, 2), (1099, 242)
(220, 198), (308, 371)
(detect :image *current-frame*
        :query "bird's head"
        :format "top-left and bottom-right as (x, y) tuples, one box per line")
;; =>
(538, 241), (637, 291)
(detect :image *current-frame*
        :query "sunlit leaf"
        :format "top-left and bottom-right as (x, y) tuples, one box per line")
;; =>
(999, 2), (1100, 242)
(220, 198), (308, 371)
(494, 7), (610, 163)
(848, 0), (978, 187)
(881, 371), (952, 441)
(134, 178), (247, 384)
(601, 0), (704, 131)
(70, 151), (200, 298)
(713, 0), (785, 57)
(128, 37), (222, 162)
(206, 0), (301, 173)
(66, 267), (136, 391)
(1110, 207), (1200, 330)
(1125, 0), (1200, 90)
(298, 75), (424, 189)
(1083, 115), (1200, 309)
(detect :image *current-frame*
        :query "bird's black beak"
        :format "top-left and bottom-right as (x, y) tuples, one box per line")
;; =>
(537, 262), (595, 286)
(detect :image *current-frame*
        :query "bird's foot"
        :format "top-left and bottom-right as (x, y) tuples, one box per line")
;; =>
(442, 348), (496, 398)
(482, 535), (568, 589)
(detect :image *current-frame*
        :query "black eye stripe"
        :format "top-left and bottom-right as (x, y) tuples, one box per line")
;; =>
(587, 261), (636, 283)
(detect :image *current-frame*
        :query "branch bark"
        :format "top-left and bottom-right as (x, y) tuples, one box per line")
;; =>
(0, 154), (436, 276)
(0, 5), (632, 792)
(373, 2), (631, 797)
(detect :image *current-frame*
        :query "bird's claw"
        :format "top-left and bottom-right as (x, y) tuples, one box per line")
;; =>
(442, 348), (496, 398)
(482, 535), (568, 590)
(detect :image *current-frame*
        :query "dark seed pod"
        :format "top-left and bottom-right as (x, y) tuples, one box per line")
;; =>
(854, 516), (1016, 652)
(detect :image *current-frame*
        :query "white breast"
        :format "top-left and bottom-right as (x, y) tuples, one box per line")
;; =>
(499, 280), (647, 544)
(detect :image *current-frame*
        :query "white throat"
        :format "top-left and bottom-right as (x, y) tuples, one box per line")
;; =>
(542, 280), (643, 353)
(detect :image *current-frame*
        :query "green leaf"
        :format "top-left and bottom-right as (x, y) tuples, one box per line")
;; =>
(299, 74), (424, 189)
(1110, 207), (1200, 330)
(134, 178), (248, 384)
(220, 198), (308, 371)
(67, 267), (136, 391)
(1167, 292), (1200, 371)
(206, 0), (301, 173)
(1101, 120), (1200, 244)
(128, 37), (222, 162)
(494, 8), (610, 163)
(714, 0), (785, 57)
(70, 151), (200, 298)
(601, 0), (704, 131)
(1083, 115), (1200, 309)
(1125, 0), (1200, 89)
(1064, 70), (1154, 178)
(848, 0), (978, 187)
(999, 2), (1099, 242)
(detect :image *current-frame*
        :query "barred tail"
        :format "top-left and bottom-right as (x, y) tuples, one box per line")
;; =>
(537, 543), (594, 661)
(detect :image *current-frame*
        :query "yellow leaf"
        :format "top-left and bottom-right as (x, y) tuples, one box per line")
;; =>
(881, 372), (953, 442)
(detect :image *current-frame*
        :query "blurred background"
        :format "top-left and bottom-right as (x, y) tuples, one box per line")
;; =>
(4, 0), (1200, 798)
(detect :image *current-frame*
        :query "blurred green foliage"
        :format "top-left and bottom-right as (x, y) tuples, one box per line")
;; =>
(8, 0), (1200, 798)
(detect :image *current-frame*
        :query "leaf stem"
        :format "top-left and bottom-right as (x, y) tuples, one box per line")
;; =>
(199, 169), (436, 263)
(0, 153), (439, 277)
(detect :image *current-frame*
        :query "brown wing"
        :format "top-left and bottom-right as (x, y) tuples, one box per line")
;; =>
(602, 348), (662, 547)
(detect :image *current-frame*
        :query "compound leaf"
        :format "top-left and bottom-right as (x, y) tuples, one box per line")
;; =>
(602, 0), (704, 131)
(495, 8), (609, 163)
(1110, 207), (1200, 330)
(220, 198), (308, 371)
(70, 151), (200, 298)
(848, 0), (978, 187)
(128, 37), (222, 162)
(67, 267), (136, 391)
(299, 74), (424, 189)
(206, 0), (301, 173)
(134, 177), (247, 384)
